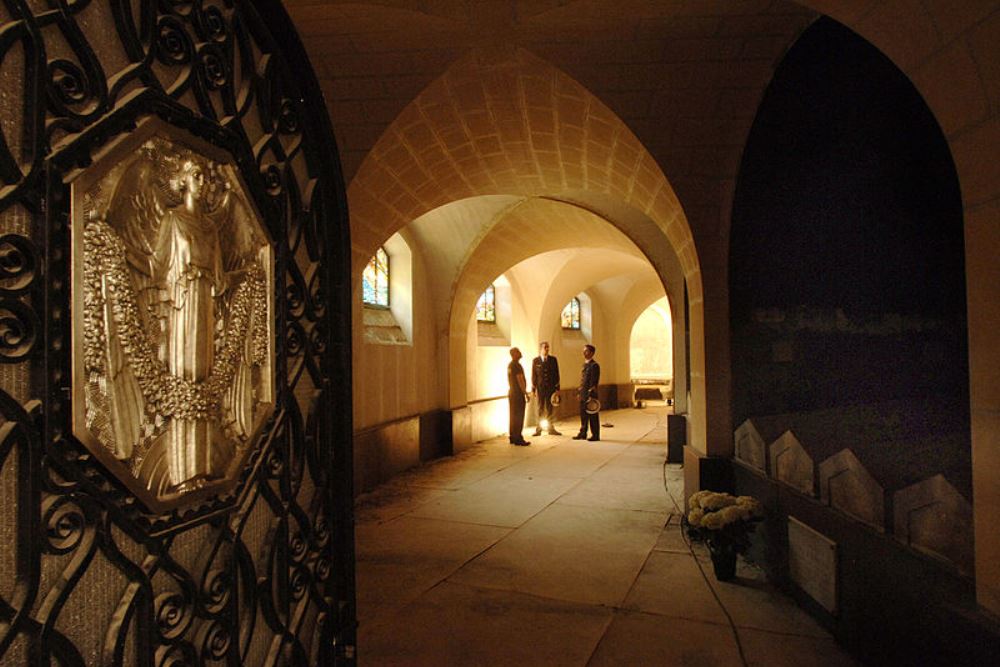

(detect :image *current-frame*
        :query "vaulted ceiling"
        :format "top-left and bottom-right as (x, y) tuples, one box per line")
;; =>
(287, 0), (816, 199)
(285, 0), (822, 325)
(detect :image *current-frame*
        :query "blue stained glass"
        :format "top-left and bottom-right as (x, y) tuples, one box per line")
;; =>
(363, 247), (389, 307)
(561, 297), (580, 329)
(476, 285), (496, 322)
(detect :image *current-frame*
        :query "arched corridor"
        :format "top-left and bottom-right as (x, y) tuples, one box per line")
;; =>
(293, 0), (1000, 663)
(2, 0), (999, 664)
(355, 407), (855, 665)
(346, 45), (698, 468)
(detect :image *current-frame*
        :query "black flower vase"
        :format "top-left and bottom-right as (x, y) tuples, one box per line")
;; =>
(709, 544), (737, 581)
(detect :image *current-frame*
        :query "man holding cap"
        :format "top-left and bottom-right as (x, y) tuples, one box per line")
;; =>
(572, 344), (601, 442)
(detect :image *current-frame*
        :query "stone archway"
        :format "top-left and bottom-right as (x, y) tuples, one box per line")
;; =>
(758, 1), (1000, 616)
(447, 198), (652, 402)
(347, 46), (709, 450)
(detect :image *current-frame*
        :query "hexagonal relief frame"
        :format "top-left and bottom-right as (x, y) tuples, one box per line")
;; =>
(70, 116), (276, 512)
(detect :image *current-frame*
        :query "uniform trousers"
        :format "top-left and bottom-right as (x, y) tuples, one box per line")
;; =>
(537, 390), (557, 428)
(578, 401), (599, 439)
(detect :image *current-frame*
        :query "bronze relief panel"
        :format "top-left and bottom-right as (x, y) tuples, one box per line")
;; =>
(71, 118), (275, 508)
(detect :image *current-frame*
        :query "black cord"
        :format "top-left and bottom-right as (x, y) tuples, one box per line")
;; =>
(662, 457), (750, 667)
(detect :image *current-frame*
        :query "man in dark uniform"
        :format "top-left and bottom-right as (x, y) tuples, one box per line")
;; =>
(507, 347), (530, 446)
(531, 341), (561, 436)
(572, 344), (601, 441)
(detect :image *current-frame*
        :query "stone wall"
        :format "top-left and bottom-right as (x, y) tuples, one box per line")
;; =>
(354, 384), (630, 494)
(354, 415), (422, 495)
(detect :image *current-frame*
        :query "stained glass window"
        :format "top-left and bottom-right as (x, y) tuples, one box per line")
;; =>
(561, 297), (581, 329)
(476, 284), (496, 322)
(362, 246), (389, 307)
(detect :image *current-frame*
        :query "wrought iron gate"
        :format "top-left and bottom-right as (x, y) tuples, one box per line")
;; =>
(0, 0), (356, 664)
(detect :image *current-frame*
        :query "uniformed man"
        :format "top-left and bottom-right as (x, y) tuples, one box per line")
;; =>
(531, 341), (561, 436)
(572, 344), (601, 442)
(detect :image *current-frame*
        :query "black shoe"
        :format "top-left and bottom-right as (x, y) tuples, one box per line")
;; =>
(572, 433), (586, 440)
(513, 439), (531, 446)
(548, 429), (562, 436)
(587, 436), (600, 442)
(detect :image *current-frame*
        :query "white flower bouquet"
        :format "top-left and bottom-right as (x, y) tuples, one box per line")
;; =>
(685, 491), (763, 579)
(687, 491), (762, 530)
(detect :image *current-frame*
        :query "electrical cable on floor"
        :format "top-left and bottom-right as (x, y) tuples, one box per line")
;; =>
(662, 457), (750, 667)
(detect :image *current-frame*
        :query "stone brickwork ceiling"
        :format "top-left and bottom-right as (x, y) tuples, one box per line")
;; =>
(342, 48), (690, 277)
(285, 0), (819, 455)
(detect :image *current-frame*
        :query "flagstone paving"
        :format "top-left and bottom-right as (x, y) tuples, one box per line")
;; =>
(355, 406), (860, 666)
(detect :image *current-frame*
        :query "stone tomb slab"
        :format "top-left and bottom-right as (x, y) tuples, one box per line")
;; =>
(818, 448), (885, 530)
(735, 419), (768, 473)
(770, 430), (815, 497)
(893, 473), (973, 574)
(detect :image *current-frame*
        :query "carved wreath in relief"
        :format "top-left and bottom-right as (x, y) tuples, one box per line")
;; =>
(80, 136), (272, 496)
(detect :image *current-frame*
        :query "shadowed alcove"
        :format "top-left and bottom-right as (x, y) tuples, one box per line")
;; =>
(729, 17), (974, 664)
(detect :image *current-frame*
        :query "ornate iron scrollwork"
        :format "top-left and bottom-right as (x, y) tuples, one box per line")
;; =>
(72, 124), (276, 505)
(0, 0), (355, 665)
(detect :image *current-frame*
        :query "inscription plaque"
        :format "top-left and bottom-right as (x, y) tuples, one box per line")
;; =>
(788, 516), (838, 614)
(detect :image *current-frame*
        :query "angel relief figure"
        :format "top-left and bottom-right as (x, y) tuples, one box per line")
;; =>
(82, 137), (272, 497)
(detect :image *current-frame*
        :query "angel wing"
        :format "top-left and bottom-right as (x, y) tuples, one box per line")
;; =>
(101, 272), (145, 460)
(105, 153), (168, 278)
(220, 193), (267, 441)
(95, 147), (175, 459)
(218, 186), (265, 274)
(82, 217), (151, 462)
(223, 332), (256, 441)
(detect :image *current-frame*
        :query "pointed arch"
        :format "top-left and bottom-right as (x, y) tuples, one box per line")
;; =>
(347, 46), (708, 448)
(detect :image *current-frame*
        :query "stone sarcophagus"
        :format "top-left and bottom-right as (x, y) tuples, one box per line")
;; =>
(71, 119), (275, 508)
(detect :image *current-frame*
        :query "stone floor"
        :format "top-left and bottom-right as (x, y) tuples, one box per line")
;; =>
(353, 406), (860, 666)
